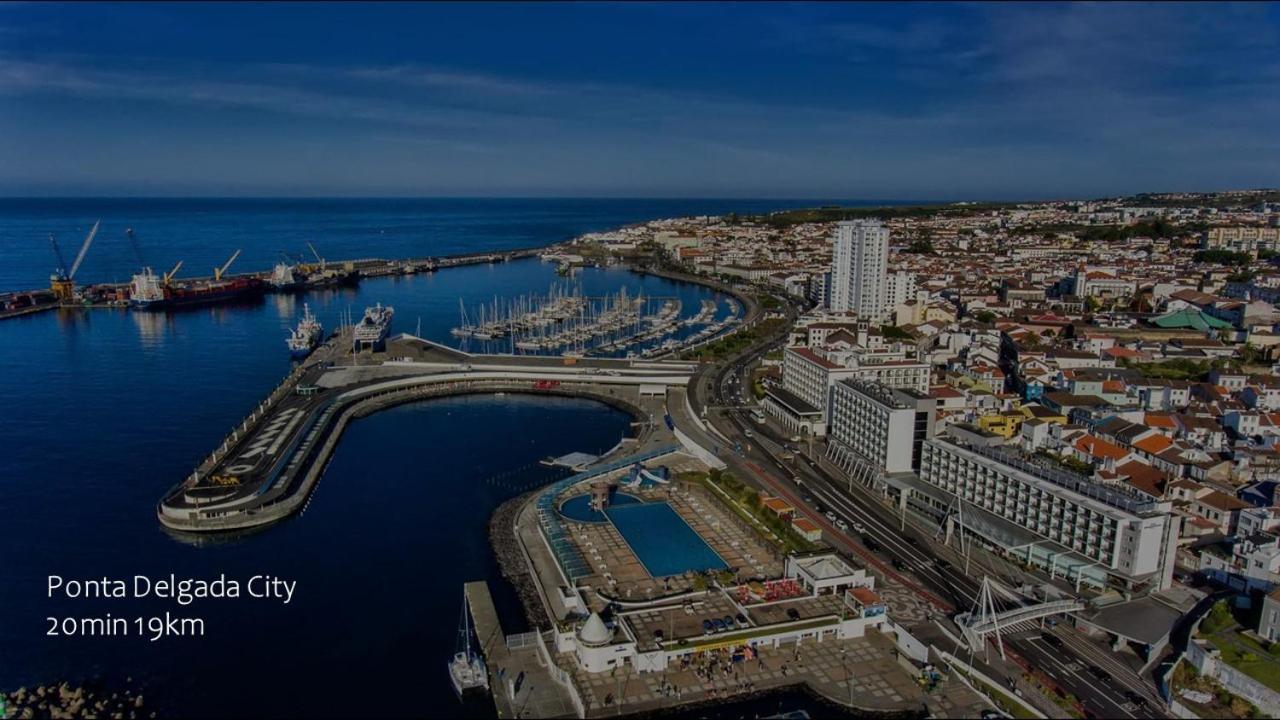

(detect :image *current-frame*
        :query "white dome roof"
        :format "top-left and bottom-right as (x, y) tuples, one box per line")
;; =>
(578, 613), (612, 646)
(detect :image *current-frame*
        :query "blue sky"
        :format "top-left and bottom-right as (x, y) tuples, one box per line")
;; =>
(0, 2), (1277, 199)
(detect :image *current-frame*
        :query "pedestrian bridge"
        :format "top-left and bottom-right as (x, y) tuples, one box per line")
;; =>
(956, 598), (1086, 637)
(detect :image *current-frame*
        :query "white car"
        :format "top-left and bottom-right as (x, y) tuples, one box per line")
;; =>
(851, 522), (866, 534)
(834, 519), (849, 531)
(824, 511), (837, 522)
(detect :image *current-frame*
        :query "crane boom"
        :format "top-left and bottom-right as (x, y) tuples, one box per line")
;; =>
(164, 260), (184, 284)
(215, 249), (241, 280)
(68, 220), (99, 280)
(126, 228), (146, 267)
(48, 233), (69, 278)
(307, 242), (323, 264)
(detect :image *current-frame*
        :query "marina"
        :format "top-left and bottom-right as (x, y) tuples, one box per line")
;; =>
(0, 196), (811, 719)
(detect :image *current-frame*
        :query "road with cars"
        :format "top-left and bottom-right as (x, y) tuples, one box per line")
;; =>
(685, 290), (1169, 718)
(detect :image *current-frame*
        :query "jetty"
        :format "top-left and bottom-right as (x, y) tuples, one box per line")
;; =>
(156, 334), (699, 533)
(466, 581), (579, 718)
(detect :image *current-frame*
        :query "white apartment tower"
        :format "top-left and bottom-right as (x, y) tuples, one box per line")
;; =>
(829, 220), (890, 320)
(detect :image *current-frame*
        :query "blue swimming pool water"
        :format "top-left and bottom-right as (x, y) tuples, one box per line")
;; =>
(605, 502), (727, 577)
(558, 492), (641, 523)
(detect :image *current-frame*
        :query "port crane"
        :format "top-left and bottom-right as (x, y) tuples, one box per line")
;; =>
(213, 249), (242, 281)
(306, 242), (327, 272)
(125, 228), (146, 268)
(48, 220), (100, 300)
(163, 261), (184, 285)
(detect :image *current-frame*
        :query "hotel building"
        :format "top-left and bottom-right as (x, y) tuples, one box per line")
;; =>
(828, 379), (935, 476)
(888, 435), (1178, 592)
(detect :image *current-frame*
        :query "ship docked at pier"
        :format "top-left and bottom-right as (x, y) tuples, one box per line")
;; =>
(129, 249), (265, 310)
(286, 304), (324, 359)
(352, 303), (394, 352)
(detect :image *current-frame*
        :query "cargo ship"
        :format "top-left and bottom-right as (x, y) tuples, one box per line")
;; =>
(129, 249), (264, 310)
(286, 304), (324, 358)
(130, 270), (265, 310)
(267, 262), (305, 292)
(352, 303), (394, 351)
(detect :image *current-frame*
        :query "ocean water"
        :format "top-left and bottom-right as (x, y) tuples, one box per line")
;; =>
(0, 197), (847, 292)
(0, 198), (877, 717)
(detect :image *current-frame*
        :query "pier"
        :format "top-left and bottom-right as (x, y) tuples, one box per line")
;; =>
(466, 581), (580, 718)
(156, 334), (700, 533)
(1, 244), (557, 320)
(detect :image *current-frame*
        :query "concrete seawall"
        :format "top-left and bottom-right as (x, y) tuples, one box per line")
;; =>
(159, 355), (697, 533)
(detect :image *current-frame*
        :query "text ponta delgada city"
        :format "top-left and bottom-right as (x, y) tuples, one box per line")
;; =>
(48, 574), (296, 605)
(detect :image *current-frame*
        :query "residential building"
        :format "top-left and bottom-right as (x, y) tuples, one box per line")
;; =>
(830, 220), (890, 321)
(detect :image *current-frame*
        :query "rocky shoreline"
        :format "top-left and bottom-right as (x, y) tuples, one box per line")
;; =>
(488, 489), (548, 631)
(2, 680), (151, 719)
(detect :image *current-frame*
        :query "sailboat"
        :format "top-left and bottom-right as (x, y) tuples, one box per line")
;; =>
(449, 594), (489, 699)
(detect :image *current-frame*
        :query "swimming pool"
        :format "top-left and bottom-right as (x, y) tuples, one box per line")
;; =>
(605, 502), (727, 577)
(558, 492), (641, 523)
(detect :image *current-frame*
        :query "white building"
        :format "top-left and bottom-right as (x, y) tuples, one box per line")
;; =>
(885, 270), (918, 311)
(828, 379), (936, 475)
(830, 220), (890, 321)
(764, 345), (931, 437)
(763, 347), (857, 436)
(906, 436), (1178, 592)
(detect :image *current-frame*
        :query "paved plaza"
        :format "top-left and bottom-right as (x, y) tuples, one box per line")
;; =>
(560, 629), (926, 717)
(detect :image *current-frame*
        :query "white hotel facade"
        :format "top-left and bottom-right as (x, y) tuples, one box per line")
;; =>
(764, 346), (930, 437)
(896, 436), (1179, 592)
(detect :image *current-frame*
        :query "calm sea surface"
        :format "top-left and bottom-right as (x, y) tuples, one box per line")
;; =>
(0, 198), (890, 717)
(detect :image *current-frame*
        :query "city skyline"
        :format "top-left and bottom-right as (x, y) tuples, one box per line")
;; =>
(1, 2), (1277, 198)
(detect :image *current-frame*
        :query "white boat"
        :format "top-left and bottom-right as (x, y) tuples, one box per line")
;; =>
(449, 594), (489, 699)
(352, 303), (394, 351)
(286, 303), (323, 358)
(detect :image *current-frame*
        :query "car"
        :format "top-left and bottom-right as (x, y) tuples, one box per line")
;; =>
(735, 613), (748, 627)
(935, 558), (951, 570)
(1040, 632), (1064, 649)
(825, 511), (838, 522)
(712, 618), (727, 632)
(744, 430), (754, 438)
(864, 537), (882, 552)
(905, 536), (919, 546)
(835, 519), (849, 531)
(851, 522), (866, 534)
(1086, 666), (1110, 682)
(701, 619), (713, 635)
(789, 435), (801, 443)
(891, 558), (908, 571)
(802, 495), (813, 504)
(815, 503), (825, 513)
(786, 608), (801, 621)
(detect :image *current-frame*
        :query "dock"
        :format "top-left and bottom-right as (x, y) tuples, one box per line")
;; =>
(2, 244), (558, 319)
(465, 581), (579, 719)
(156, 334), (699, 533)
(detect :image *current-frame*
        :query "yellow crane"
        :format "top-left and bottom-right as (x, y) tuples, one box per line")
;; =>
(213, 249), (241, 281)
(48, 220), (100, 300)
